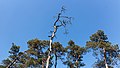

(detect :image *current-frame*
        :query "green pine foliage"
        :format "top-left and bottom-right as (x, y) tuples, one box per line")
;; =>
(86, 30), (120, 68)
(1, 30), (120, 68)
(64, 40), (86, 68)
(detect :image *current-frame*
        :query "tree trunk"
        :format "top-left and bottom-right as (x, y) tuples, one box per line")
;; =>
(103, 48), (108, 68)
(42, 60), (44, 68)
(46, 11), (67, 68)
(55, 54), (57, 68)
(6, 57), (18, 68)
(46, 38), (53, 68)
(46, 53), (51, 68)
(46, 25), (58, 68)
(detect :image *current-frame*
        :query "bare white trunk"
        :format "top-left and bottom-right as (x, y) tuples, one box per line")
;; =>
(103, 48), (108, 68)
(46, 11), (69, 68)
(105, 64), (108, 68)
(46, 26), (57, 68)
(49, 40), (52, 52)
(46, 54), (51, 68)
(46, 39), (53, 68)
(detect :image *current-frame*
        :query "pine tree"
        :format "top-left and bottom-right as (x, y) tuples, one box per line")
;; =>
(86, 30), (120, 68)
(26, 38), (51, 68)
(64, 40), (86, 68)
(3, 43), (20, 68)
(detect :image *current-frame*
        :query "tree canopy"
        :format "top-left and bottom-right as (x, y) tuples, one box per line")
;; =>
(1, 30), (120, 68)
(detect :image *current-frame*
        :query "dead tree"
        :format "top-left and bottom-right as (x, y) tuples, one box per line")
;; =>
(46, 7), (72, 68)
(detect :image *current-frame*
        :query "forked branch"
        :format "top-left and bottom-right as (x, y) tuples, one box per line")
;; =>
(46, 7), (72, 68)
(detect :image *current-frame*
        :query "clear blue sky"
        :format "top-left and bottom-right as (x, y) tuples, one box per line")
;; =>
(0, 0), (120, 68)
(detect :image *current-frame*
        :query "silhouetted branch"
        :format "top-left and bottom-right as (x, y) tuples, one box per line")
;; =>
(46, 7), (72, 68)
